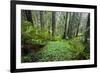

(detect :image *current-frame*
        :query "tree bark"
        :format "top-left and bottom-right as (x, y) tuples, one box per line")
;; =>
(76, 13), (82, 37)
(63, 12), (69, 39)
(85, 14), (90, 42)
(67, 13), (73, 38)
(40, 11), (44, 30)
(52, 12), (56, 37)
(24, 10), (33, 24)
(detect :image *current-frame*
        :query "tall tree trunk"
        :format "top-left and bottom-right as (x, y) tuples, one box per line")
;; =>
(24, 10), (33, 24)
(85, 14), (90, 42)
(40, 11), (44, 30)
(21, 10), (27, 21)
(84, 13), (90, 52)
(76, 13), (82, 37)
(67, 13), (73, 38)
(52, 12), (56, 37)
(63, 12), (69, 39)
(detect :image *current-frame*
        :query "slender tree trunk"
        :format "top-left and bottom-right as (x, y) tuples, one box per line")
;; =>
(24, 10), (33, 24)
(21, 10), (27, 21)
(76, 23), (80, 37)
(67, 13), (73, 38)
(40, 11), (44, 30)
(76, 13), (82, 37)
(52, 12), (56, 37)
(83, 13), (90, 52)
(85, 14), (90, 42)
(63, 12), (68, 39)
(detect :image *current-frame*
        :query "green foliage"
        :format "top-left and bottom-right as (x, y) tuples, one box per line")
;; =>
(68, 37), (90, 60)
(35, 41), (73, 61)
(51, 35), (62, 41)
(21, 20), (66, 45)
(35, 37), (89, 62)
(68, 37), (85, 53)
(21, 53), (33, 62)
(21, 21), (90, 61)
(21, 21), (34, 44)
(21, 21), (52, 45)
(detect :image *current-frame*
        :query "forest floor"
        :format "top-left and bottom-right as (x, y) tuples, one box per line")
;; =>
(35, 37), (86, 62)
(22, 37), (90, 62)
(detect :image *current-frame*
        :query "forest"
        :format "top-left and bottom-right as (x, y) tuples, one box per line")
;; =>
(21, 10), (90, 62)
